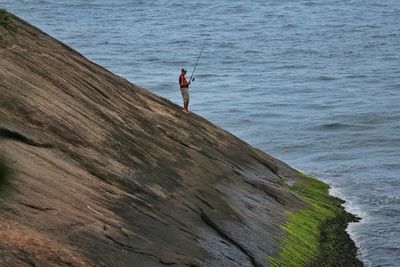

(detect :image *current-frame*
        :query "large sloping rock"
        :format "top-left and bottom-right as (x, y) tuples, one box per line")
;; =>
(1, 13), (312, 267)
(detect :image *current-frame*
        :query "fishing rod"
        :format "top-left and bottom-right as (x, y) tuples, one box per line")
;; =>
(189, 40), (207, 83)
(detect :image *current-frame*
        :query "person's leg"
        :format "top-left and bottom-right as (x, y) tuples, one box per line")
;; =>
(181, 89), (186, 111)
(186, 89), (190, 112)
(184, 100), (189, 112)
(181, 88), (189, 113)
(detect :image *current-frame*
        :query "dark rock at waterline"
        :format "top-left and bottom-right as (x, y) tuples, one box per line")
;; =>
(0, 12), (361, 266)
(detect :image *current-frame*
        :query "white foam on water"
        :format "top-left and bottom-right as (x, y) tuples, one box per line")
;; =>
(328, 183), (373, 266)
(297, 170), (371, 265)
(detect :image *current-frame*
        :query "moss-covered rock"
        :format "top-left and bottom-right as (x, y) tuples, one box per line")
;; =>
(269, 175), (363, 266)
(0, 9), (16, 32)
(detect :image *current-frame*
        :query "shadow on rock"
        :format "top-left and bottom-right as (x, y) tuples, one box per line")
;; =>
(0, 156), (11, 193)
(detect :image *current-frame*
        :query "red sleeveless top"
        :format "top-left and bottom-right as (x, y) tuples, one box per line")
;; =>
(179, 73), (189, 89)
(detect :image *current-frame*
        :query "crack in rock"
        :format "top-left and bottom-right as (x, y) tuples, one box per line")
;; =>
(104, 234), (180, 266)
(244, 180), (286, 205)
(19, 202), (55, 212)
(0, 128), (54, 148)
(199, 208), (262, 267)
(249, 154), (281, 180)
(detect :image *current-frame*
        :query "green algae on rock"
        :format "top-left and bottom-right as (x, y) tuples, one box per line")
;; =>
(269, 175), (363, 267)
(0, 8), (17, 41)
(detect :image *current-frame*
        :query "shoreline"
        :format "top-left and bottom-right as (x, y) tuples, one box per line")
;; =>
(328, 181), (368, 264)
(269, 175), (364, 266)
(310, 191), (363, 266)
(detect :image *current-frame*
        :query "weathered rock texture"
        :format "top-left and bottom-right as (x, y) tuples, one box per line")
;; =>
(0, 13), (359, 266)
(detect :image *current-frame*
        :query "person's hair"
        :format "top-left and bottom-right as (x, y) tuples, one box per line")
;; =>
(181, 69), (186, 73)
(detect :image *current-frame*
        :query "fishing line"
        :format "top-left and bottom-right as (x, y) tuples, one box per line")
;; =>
(189, 39), (208, 83)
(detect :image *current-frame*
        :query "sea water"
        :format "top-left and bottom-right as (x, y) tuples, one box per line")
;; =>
(2, 0), (400, 266)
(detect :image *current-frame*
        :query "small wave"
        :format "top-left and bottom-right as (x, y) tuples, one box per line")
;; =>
(372, 33), (398, 39)
(284, 23), (297, 29)
(278, 144), (310, 153)
(304, 1), (321, 6)
(273, 64), (307, 70)
(279, 48), (321, 56)
(319, 75), (337, 81)
(319, 122), (353, 130)
(238, 118), (255, 124)
(170, 40), (191, 45)
(153, 83), (175, 91)
(146, 57), (161, 62)
(346, 74), (368, 79)
(244, 50), (261, 54)
(302, 103), (333, 110)
(312, 122), (373, 131)
(221, 59), (245, 64)
(330, 112), (389, 126)
(253, 112), (286, 118)
(193, 73), (229, 79)
(364, 195), (400, 206)
(382, 163), (400, 171)
(218, 42), (236, 49)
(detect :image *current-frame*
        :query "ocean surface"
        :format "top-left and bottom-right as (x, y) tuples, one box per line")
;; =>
(2, 0), (400, 266)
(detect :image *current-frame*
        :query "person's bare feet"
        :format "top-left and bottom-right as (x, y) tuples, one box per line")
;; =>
(182, 109), (189, 113)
